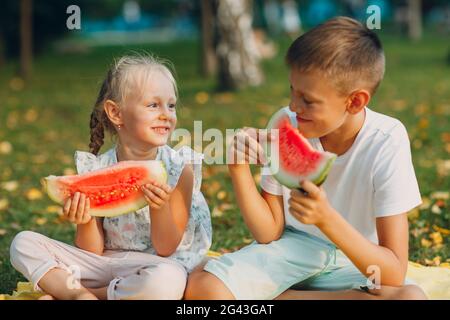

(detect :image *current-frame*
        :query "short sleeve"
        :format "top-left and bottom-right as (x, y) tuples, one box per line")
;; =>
(177, 146), (205, 192)
(373, 124), (422, 217)
(260, 166), (284, 195)
(74, 151), (99, 175)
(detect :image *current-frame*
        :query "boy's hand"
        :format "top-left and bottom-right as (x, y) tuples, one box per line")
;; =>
(63, 192), (93, 225)
(228, 127), (275, 166)
(288, 180), (336, 228)
(141, 181), (172, 211)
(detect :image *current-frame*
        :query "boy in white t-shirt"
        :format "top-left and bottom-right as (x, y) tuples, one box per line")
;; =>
(185, 17), (427, 300)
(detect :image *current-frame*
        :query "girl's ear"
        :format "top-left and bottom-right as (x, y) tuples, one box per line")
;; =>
(346, 90), (370, 114)
(103, 100), (123, 126)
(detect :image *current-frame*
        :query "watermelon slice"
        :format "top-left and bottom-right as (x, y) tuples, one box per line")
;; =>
(42, 161), (167, 217)
(265, 107), (336, 189)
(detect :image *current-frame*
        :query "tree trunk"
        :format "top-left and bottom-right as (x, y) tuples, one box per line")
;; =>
(0, 32), (5, 68)
(20, 0), (33, 80)
(216, 0), (263, 90)
(200, 0), (217, 77)
(407, 0), (422, 41)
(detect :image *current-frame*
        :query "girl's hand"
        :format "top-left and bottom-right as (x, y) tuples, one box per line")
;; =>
(141, 181), (172, 211)
(228, 127), (275, 166)
(63, 192), (93, 225)
(288, 180), (336, 228)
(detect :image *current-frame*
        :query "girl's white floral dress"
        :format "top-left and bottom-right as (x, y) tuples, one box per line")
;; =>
(74, 145), (212, 273)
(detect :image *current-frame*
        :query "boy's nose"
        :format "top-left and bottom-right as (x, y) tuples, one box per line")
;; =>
(289, 102), (302, 113)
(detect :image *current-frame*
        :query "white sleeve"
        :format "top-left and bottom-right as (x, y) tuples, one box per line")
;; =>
(372, 124), (422, 217)
(74, 151), (99, 175)
(260, 167), (284, 196)
(177, 146), (205, 192)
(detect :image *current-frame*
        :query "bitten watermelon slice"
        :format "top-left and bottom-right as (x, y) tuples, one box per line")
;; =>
(265, 107), (336, 189)
(42, 161), (167, 217)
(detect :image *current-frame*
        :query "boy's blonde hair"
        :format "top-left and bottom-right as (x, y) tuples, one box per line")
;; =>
(89, 53), (178, 155)
(286, 16), (385, 96)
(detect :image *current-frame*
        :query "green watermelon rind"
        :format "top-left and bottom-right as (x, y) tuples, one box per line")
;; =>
(42, 160), (168, 218)
(265, 107), (336, 189)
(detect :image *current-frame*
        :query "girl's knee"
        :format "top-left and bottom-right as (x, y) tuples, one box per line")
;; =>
(10, 231), (42, 265)
(137, 263), (187, 300)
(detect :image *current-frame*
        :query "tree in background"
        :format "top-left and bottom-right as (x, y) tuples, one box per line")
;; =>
(200, 0), (217, 77)
(408, 0), (422, 40)
(215, 0), (264, 90)
(20, 0), (33, 80)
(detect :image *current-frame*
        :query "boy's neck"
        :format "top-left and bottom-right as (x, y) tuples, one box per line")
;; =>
(116, 143), (158, 162)
(319, 109), (366, 156)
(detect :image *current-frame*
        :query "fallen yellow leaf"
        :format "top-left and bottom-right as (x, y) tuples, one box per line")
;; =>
(9, 77), (24, 91)
(24, 108), (38, 123)
(63, 168), (76, 176)
(0, 199), (9, 211)
(26, 188), (43, 201)
(429, 232), (443, 246)
(217, 190), (227, 200)
(421, 238), (432, 248)
(432, 225), (450, 236)
(0, 141), (12, 155)
(195, 91), (209, 105)
(1, 181), (18, 192)
(35, 217), (47, 226)
(46, 205), (63, 215)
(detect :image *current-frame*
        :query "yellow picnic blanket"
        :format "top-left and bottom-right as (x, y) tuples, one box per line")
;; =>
(1, 255), (449, 300)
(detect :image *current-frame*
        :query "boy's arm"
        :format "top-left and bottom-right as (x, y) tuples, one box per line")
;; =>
(290, 181), (409, 287)
(229, 165), (285, 243)
(319, 209), (409, 287)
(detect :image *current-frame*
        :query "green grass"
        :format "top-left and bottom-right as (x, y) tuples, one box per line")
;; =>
(0, 34), (449, 293)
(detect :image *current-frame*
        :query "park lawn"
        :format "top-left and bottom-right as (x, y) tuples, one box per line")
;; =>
(0, 33), (449, 293)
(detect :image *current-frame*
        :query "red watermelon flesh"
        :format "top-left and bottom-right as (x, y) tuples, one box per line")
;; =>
(266, 107), (336, 189)
(42, 160), (167, 217)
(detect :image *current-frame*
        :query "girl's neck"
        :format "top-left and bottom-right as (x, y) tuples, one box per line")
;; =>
(115, 143), (159, 162)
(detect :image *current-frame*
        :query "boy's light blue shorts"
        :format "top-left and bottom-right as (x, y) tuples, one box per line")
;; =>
(204, 227), (415, 300)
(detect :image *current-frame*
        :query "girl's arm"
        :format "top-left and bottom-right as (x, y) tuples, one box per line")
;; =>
(63, 192), (104, 255)
(75, 217), (105, 255)
(145, 165), (192, 257)
(229, 165), (285, 244)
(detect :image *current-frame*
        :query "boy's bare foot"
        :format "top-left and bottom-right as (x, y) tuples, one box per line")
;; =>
(38, 294), (55, 300)
(74, 292), (99, 300)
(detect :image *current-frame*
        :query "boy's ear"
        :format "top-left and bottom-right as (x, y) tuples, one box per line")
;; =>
(346, 90), (370, 114)
(103, 100), (123, 126)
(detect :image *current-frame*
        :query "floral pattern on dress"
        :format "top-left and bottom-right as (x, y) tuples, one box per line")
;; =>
(74, 145), (212, 272)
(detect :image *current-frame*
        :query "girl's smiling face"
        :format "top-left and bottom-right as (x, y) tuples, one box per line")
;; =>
(114, 69), (177, 148)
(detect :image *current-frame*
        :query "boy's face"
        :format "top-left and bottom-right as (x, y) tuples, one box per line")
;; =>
(288, 69), (350, 139)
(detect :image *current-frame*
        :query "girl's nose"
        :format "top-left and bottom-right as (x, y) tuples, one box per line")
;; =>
(158, 105), (172, 120)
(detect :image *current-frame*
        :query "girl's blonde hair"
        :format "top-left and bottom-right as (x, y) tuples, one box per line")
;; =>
(89, 53), (178, 155)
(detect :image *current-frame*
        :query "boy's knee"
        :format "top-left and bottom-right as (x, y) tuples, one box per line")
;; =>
(137, 263), (187, 300)
(184, 270), (234, 300)
(392, 285), (427, 300)
(368, 284), (427, 300)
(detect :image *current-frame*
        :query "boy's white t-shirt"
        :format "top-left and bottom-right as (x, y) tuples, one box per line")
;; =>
(260, 106), (422, 245)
